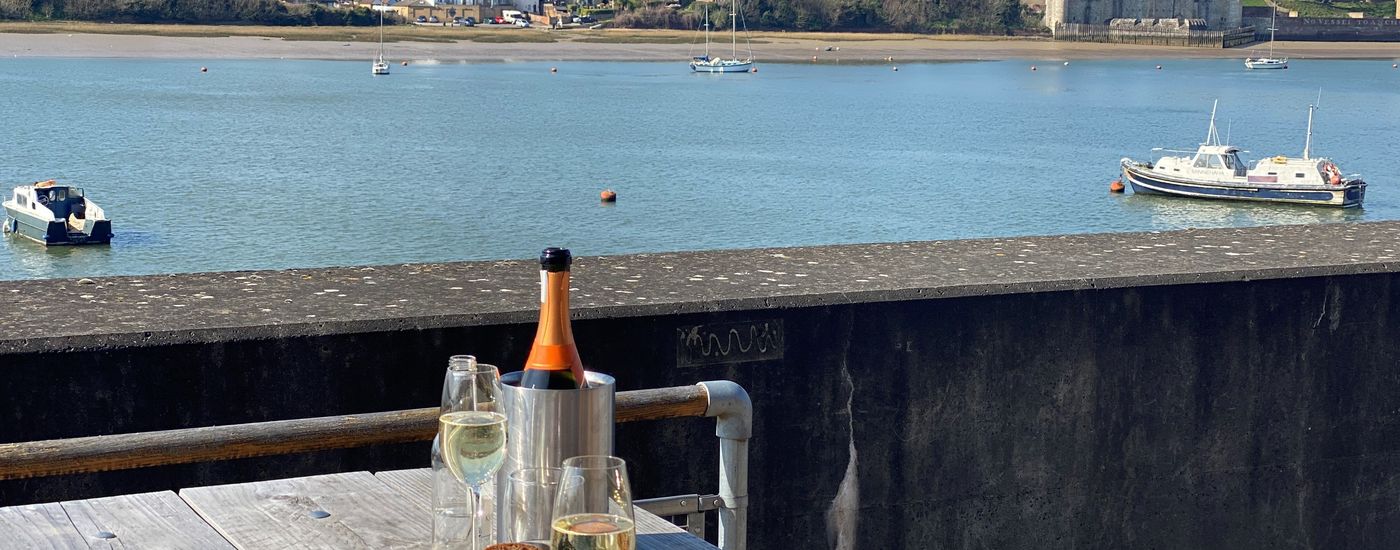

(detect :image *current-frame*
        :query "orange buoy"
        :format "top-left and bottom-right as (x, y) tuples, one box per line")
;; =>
(1109, 179), (1126, 193)
(200, 66), (208, 72)
(550, 67), (558, 73)
(600, 189), (617, 202)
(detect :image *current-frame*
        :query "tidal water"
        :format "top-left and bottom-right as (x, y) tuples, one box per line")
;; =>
(1, 56), (1397, 280)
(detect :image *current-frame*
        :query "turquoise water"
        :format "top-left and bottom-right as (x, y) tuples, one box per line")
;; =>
(1, 57), (1397, 280)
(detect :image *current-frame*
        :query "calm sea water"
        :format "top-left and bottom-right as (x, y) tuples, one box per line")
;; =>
(1, 57), (1397, 280)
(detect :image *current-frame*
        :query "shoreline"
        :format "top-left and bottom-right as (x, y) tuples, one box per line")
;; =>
(3, 26), (1400, 62)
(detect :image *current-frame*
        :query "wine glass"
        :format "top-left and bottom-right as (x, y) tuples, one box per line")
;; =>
(438, 357), (506, 550)
(551, 455), (636, 550)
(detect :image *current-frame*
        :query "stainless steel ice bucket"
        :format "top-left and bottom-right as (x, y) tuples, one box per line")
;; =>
(494, 370), (615, 539)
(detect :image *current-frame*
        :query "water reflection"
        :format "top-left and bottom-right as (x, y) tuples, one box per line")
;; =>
(1118, 192), (1365, 231)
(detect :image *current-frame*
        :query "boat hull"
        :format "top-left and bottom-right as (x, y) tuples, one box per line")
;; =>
(2, 204), (112, 245)
(1120, 161), (1364, 208)
(1245, 59), (1287, 69)
(691, 61), (753, 73)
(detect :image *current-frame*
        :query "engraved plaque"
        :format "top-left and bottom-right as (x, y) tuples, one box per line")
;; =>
(676, 319), (784, 368)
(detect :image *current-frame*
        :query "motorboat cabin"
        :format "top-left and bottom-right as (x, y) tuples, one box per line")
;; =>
(2, 180), (113, 245)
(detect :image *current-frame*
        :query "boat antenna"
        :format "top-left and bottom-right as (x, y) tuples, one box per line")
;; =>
(1203, 100), (1220, 146)
(1225, 119), (1231, 146)
(1303, 89), (1321, 160)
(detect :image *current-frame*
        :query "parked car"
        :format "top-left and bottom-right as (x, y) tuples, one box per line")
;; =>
(514, 19), (531, 27)
(416, 15), (426, 22)
(464, 16), (475, 24)
(576, 15), (596, 23)
(428, 15), (439, 23)
(462, 19), (475, 26)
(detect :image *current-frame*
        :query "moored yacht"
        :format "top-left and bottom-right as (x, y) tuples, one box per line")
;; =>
(1120, 101), (1365, 208)
(3, 180), (114, 245)
(1245, 6), (1287, 69)
(690, 0), (754, 73)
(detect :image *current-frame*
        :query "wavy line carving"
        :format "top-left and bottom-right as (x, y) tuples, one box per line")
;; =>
(677, 320), (784, 367)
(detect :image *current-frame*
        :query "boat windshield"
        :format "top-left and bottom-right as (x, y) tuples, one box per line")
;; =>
(1193, 155), (1225, 169)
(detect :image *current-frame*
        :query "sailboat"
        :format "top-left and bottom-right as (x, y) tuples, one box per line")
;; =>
(689, 0), (753, 73)
(372, 2), (390, 75)
(1245, 5), (1287, 69)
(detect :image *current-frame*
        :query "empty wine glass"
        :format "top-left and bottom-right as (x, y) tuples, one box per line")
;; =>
(551, 455), (636, 550)
(507, 467), (564, 545)
(438, 357), (506, 550)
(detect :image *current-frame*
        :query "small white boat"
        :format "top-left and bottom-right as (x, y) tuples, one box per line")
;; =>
(690, 0), (753, 74)
(372, 5), (391, 75)
(1245, 7), (1287, 70)
(3, 180), (113, 245)
(1120, 101), (1366, 208)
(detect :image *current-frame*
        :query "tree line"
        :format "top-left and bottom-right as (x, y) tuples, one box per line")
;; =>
(0, 0), (384, 25)
(613, 0), (1036, 34)
(0, 0), (1034, 33)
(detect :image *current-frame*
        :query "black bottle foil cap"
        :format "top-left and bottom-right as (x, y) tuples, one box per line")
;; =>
(540, 247), (572, 272)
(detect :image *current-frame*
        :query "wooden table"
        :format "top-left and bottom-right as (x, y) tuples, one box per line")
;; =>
(0, 469), (716, 549)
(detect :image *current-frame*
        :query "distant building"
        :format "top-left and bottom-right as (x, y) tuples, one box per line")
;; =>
(1044, 0), (1243, 30)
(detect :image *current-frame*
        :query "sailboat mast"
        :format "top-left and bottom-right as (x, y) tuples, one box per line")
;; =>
(378, 3), (384, 59)
(703, 5), (710, 58)
(1268, 6), (1276, 58)
(1303, 104), (1315, 160)
(730, 0), (737, 59)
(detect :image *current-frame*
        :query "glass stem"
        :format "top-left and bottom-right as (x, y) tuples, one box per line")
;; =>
(469, 484), (482, 550)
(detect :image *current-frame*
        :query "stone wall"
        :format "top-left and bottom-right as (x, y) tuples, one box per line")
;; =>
(5, 222), (1400, 548)
(1046, 0), (1242, 32)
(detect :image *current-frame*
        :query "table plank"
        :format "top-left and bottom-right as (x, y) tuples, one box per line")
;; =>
(0, 502), (88, 549)
(180, 472), (431, 549)
(374, 468), (716, 549)
(61, 490), (234, 549)
(373, 468), (431, 512)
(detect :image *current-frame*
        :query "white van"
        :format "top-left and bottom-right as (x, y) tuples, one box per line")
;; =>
(502, 9), (528, 22)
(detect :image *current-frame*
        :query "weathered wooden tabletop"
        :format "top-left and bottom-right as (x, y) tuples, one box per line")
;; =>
(0, 468), (716, 549)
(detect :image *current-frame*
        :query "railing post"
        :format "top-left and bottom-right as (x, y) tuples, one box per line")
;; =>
(699, 381), (751, 550)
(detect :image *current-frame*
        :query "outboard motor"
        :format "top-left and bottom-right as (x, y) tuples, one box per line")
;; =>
(70, 200), (86, 220)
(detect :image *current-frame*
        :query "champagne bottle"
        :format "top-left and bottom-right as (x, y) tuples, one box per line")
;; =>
(521, 247), (588, 389)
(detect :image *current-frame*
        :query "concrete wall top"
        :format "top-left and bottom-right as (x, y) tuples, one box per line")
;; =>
(5, 221), (1400, 354)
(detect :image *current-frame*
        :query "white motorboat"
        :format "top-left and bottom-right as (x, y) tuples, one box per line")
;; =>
(1120, 101), (1366, 208)
(3, 180), (113, 245)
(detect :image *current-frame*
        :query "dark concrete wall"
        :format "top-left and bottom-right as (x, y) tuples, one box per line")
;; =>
(5, 222), (1400, 549)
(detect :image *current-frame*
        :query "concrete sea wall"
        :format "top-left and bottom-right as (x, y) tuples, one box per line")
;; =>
(5, 222), (1400, 548)
(1242, 15), (1400, 41)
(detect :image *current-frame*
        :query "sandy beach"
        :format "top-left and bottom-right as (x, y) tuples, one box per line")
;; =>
(2, 25), (1399, 63)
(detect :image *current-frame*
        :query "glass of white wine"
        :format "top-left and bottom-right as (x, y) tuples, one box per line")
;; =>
(551, 455), (636, 550)
(438, 362), (506, 550)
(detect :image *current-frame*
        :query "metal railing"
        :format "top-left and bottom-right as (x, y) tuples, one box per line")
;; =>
(0, 381), (751, 550)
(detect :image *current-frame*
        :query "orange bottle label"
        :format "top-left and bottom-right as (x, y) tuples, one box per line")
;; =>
(526, 343), (578, 372)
